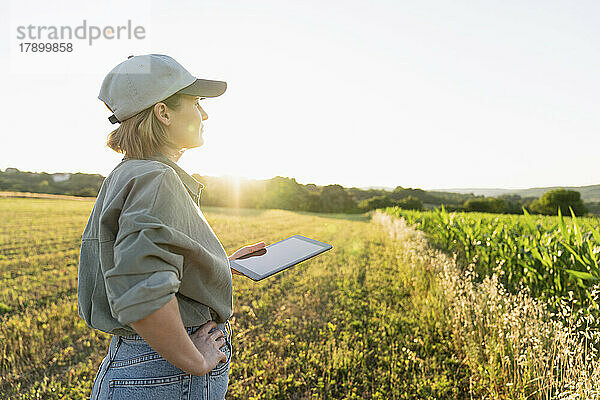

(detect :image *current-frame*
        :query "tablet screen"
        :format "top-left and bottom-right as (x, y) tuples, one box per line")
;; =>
(234, 236), (324, 276)
(229, 235), (333, 281)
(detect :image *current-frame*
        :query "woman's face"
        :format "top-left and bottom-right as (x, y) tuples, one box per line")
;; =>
(165, 94), (208, 150)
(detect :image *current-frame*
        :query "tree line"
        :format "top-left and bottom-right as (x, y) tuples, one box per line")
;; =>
(0, 168), (595, 216)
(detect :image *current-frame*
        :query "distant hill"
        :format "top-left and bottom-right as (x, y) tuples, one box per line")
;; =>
(434, 184), (600, 202)
(358, 185), (395, 192)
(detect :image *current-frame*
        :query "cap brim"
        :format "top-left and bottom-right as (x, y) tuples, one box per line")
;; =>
(177, 78), (227, 97)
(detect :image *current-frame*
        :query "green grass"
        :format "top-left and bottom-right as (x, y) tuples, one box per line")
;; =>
(1, 198), (470, 399)
(373, 210), (600, 399)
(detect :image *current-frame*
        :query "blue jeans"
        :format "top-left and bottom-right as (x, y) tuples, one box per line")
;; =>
(90, 320), (232, 400)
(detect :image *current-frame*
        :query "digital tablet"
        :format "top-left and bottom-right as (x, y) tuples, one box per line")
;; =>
(229, 235), (333, 281)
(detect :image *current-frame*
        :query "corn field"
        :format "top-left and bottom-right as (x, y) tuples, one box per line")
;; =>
(384, 206), (600, 315)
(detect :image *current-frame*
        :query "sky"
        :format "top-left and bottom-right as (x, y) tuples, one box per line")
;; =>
(1, 0), (599, 191)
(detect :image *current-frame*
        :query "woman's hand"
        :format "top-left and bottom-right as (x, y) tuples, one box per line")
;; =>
(189, 320), (227, 374)
(129, 297), (222, 377)
(228, 241), (267, 276)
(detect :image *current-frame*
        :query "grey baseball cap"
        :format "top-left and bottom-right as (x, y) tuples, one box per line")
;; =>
(99, 54), (227, 124)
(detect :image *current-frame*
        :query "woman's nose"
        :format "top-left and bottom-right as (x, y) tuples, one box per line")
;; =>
(198, 105), (208, 121)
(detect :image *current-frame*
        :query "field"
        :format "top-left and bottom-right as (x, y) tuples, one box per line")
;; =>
(386, 206), (600, 311)
(0, 197), (471, 399)
(3, 197), (599, 399)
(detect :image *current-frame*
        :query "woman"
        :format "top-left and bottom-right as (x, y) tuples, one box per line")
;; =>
(77, 54), (265, 400)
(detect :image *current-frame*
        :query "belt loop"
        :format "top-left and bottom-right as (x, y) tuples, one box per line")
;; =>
(226, 320), (233, 356)
(111, 336), (123, 361)
(226, 320), (232, 341)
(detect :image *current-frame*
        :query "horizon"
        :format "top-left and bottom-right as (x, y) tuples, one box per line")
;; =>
(2, 0), (599, 191)
(2, 163), (597, 193)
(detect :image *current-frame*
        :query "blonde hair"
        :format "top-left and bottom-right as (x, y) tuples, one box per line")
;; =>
(106, 93), (184, 159)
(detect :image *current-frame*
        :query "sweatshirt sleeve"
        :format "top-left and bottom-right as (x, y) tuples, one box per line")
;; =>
(104, 168), (185, 326)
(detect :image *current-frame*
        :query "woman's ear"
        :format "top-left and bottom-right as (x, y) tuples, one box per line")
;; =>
(153, 102), (171, 126)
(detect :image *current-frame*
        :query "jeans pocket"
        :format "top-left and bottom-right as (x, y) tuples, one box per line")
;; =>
(108, 373), (191, 400)
(110, 352), (164, 369)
